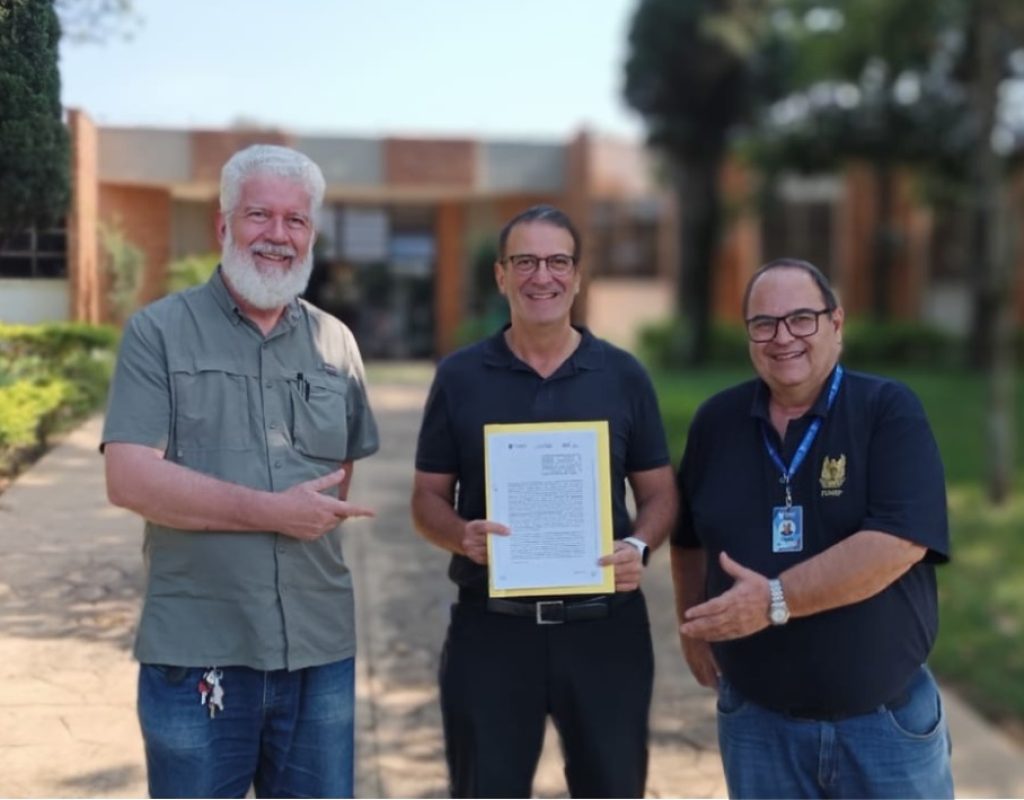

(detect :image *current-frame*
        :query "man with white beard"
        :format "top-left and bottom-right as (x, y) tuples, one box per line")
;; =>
(102, 144), (379, 798)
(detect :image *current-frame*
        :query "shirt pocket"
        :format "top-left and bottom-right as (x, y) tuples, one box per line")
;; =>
(292, 372), (349, 462)
(172, 359), (251, 450)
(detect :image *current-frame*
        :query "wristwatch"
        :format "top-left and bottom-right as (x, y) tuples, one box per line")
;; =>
(768, 578), (790, 625)
(623, 536), (650, 566)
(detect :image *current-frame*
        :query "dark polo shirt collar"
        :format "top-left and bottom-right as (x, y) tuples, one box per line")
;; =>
(482, 323), (605, 374)
(750, 362), (843, 423)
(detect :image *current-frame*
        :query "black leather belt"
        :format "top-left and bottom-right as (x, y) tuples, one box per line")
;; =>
(464, 592), (633, 625)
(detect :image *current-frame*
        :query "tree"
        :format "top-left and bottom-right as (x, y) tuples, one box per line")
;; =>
(961, 0), (1024, 502)
(759, 0), (1023, 503)
(54, 0), (136, 43)
(751, 0), (969, 319)
(624, 0), (777, 364)
(0, 0), (70, 247)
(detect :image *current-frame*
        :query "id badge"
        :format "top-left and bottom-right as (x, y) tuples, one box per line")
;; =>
(772, 506), (803, 553)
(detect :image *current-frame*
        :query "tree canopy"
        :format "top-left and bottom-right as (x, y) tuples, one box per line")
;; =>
(624, 0), (779, 363)
(0, 0), (70, 245)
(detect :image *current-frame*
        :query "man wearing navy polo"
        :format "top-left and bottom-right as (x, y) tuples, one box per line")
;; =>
(412, 205), (677, 798)
(673, 258), (954, 799)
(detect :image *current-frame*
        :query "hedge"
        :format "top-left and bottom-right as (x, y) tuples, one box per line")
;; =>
(0, 322), (118, 478)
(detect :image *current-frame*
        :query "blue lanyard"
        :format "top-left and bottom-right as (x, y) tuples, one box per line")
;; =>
(761, 365), (844, 508)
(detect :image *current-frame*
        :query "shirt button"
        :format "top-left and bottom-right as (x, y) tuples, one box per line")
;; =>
(265, 380), (273, 389)
(268, 422), (277, 430)
(277, 545), (286, 554)
(274, 461), (282, 469)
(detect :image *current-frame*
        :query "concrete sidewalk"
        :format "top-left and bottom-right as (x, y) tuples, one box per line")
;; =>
(0, 376), (1022, 798)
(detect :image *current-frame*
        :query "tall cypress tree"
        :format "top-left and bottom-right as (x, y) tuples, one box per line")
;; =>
(0, 0), (70, 247)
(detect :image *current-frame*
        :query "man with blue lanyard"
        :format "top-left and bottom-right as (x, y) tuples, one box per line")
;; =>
(672, 258), (954, 799)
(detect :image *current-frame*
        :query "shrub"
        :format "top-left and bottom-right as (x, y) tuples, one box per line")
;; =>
(0, 322), (118, 478)
(637, 318), (748, 369)
(167, 252), (219, 293)
(841, 319), (961, 368)
(455, 309), (510, 347)
(0, 379), (70, 450)
(638, 316), (966, 369)
(0, 321), (118, 361)
(100, 220), (146, 322)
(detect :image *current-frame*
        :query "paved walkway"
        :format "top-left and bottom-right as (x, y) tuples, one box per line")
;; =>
(1, 372), (1022, 798)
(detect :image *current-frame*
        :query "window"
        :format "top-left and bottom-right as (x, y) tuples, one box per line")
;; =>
(589, 199), (660, 278)
(928, 204), (968, 280)
(761, 199), (835, 278)
(0, 224), (68, 278)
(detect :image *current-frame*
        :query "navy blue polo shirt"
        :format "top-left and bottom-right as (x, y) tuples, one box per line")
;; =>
(416, 326), (671, 592)
(674, 365), (949, 716)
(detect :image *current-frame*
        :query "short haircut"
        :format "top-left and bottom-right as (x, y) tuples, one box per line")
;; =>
(497, 205), (582, 261)
(220, 144), (326, 217)
(742, 257), (839, 318)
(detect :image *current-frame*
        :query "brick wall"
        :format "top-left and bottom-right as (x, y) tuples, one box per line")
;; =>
(191, 130), (294, 183)
(99, 185), (173, 311)
(384, 139), (476, 187)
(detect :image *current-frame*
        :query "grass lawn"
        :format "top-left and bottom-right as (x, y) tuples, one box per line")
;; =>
(651, 365), (1024, 727)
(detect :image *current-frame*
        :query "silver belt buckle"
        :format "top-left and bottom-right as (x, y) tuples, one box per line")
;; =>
(536, 600), (565, 625)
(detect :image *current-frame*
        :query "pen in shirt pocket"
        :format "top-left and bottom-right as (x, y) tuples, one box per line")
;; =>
(296, 372), (310, 401)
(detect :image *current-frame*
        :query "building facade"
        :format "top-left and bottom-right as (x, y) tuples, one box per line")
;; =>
(2, 109), (1021, 355)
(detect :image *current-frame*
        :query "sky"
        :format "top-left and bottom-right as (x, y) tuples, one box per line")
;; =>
(59, 0), (645, 142)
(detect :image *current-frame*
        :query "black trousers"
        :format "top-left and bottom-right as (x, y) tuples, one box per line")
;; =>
(439, 591), (654, 799)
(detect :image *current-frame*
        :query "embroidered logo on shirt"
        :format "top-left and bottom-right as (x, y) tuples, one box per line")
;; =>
(820, 454), (846, 496)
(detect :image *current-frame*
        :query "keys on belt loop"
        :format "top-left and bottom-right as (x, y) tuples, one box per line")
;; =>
(198, 668), (224, 718)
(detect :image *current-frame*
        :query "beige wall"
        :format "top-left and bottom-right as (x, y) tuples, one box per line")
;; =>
(585, 277), (674, 351)
(0, 279), (71, 323)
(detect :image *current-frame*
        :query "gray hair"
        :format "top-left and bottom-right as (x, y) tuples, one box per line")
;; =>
(219, 144), (326, 216)
(498, 204), (582, 261)
(742, 257), (838, 318)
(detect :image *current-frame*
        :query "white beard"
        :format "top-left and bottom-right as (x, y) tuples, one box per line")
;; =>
(220, 230), (314, 310)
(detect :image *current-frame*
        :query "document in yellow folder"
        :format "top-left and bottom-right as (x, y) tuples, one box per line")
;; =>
(484, 420), (614, 598)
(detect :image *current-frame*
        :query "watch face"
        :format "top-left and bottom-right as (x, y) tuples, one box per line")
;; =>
(770, 605), (789, 625)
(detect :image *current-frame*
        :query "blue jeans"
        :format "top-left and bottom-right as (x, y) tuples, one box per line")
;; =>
(138, 658), (355, 798)
(717, 664), (953, 799)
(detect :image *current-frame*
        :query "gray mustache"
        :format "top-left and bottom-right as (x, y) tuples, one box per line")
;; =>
(251, 244), (297, 258)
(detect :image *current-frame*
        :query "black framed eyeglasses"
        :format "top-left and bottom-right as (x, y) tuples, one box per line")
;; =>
(745, 308), (832, 342)
(503, 253), (577, 277)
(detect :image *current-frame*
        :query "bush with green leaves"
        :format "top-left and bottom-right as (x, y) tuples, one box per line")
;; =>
(0, 322), (118, 476)
(0, 321), (118, 361)
(638, 316), (968, 370)
(841, 319), (961, 368)
(0, 379), (71, 450)
(166, 252), (219, 293)
(100, 220), (146, 322)
(637, 318), (748, 370)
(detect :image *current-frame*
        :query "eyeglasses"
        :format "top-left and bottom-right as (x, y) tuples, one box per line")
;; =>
(503, 253), (577, 277)
(745, 308), (832, 342)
